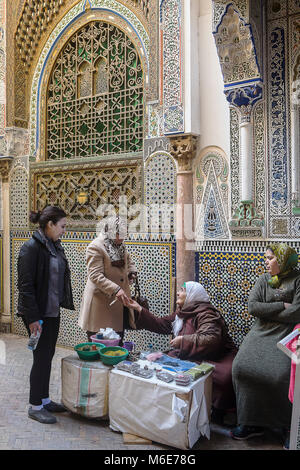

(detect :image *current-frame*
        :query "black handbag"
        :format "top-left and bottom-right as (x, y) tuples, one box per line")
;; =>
(133, 277), (149, 310)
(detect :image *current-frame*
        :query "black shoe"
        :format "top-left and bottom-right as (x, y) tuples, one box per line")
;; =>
(28, 407), (57, 424)
(231, 425), (264, 440)
(43, 401), (68, 413)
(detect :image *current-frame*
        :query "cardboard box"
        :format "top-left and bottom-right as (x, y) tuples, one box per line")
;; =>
(108, 365), (212, 450)
(61, 355), (111, 419)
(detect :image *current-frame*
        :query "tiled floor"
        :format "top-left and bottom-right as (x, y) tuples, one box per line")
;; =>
(0, 333), (285, 451)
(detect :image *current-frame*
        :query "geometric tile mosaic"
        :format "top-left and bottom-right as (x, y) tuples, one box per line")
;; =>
(196, 239), (300, 347)
(9, 165), (28, 229)
(196, 250), (264, 347)
(203, 187), (227, 238)
(144, 152), (177, 234)
(0, 232), (2, 312)
(124, 241), (174, 352)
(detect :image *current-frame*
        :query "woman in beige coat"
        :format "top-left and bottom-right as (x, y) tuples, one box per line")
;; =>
(78, 216), (137, 341)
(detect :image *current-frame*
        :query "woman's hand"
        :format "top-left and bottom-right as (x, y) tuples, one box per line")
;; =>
(170, 336), (182, 349)
(29, 321), (42, 336)
(128, 272), (137, 285)
(284, 302), (292, 309)
(115, 288), (130, 305)
(123, 297), (142, 313)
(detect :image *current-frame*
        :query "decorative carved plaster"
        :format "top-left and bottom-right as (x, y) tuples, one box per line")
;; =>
(30, 158), (142, 228)
(0, 156), (13, 182)
(13, 0), (159, 130)
(225, 83), (263, 122)
(213, 4), (260, 86)
(212, 0), (249, 32)
(5, 128), (29, 157)
(230, 200), (264, 227)
(161, 0), (184, 134)
(15, 0), (151, 71)
(195, 149), (230, 240)
(29, 3), (150, 158)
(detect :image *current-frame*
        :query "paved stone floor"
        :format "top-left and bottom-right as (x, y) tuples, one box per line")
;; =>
(0, 333), (286, 451)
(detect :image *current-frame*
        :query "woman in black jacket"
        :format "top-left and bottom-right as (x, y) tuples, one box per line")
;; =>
(17, 206), (74, 424)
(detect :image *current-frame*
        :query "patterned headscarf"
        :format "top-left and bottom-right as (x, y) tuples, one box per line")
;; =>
(98, 216), (127, 267)
(267, 243), (299, 288)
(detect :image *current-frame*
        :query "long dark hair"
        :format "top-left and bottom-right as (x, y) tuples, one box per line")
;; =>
(29, 206), (66, 230)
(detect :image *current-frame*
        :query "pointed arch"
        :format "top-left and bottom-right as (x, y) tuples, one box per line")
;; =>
(194, 147), (229, 240)
(29, 3), (150, 160)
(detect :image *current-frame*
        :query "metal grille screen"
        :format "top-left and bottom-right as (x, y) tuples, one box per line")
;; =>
(46, 21), (144, 160)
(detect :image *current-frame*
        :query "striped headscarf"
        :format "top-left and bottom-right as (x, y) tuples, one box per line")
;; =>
(267, 243), (299, 288)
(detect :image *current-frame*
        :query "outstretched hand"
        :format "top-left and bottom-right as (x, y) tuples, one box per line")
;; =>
(115, 288), (130, 305)
(123, 297), (142, 312)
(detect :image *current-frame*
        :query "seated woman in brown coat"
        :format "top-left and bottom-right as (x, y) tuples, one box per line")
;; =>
(125, 281), (237, 424)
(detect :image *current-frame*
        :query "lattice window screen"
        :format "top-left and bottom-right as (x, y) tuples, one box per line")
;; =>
(46, 21), (144, 160)
(31, 163), (141, 228)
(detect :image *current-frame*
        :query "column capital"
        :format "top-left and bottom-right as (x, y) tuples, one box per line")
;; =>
(168, 133), (199, 172)
(225, 82), (263, 121)
(0, 156), (13, 182)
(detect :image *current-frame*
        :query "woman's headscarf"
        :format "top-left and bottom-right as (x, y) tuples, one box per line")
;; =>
(267, 243), (299, 288)
(182, 281), (210, 306)
(172, 281), (210, 335)
(98, 216), (127, 267)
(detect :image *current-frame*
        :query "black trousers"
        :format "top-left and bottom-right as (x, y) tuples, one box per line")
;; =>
(22, 316), (60, 406)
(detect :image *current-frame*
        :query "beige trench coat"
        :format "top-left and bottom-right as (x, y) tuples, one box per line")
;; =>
(78, 235), (137, 333)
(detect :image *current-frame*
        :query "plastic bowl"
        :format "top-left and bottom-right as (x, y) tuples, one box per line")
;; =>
(74, 342), (105, 361)
(99, 346), (129, 365)
(91, 335), (120, 347)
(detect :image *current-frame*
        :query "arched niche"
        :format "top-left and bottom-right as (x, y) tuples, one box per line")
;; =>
(29, 6), (150, 161)
(194, 147), (230, 240)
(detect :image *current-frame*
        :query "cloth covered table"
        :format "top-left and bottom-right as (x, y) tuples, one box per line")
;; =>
(108, 359), (212, 450)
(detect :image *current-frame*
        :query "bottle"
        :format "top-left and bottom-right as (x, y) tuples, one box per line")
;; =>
(27, 320), (43, 351)
(140, 343), (154, 360)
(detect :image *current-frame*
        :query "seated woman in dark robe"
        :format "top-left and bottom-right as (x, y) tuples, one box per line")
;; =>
(124, 281), (237, 423)
(231, 243), (300, 449)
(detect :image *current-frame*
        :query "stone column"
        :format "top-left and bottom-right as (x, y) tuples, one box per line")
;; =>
(240, 107), (253, 203)
(0, 156), (13, 331)
(291, 102), (300, 214)
(225, 85), (264, 237)
(0, 128), (28, 331)
(169, 134), (198, 290)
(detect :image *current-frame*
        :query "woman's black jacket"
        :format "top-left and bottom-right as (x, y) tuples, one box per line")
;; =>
(17, 230), (75, 324)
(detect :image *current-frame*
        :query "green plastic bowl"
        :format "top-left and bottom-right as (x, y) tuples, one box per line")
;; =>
(99, 346), (129, 365)
(74, 342), (105, 361)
